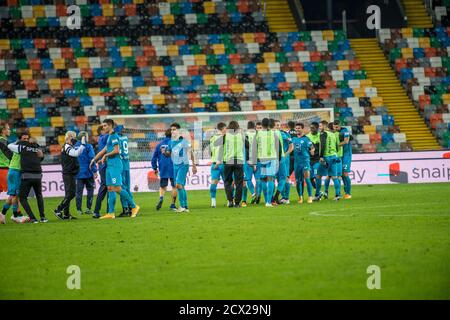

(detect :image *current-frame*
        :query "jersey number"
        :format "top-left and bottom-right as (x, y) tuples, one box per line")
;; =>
(122, 141), (129, 155)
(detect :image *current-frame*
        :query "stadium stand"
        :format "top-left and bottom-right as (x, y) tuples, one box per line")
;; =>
(0, 1), (423, 163)
(425, 0), (450, 27)
(351, 36), (441, 151)
(379, 27), (450, 148)
(0, 1), (268, 37)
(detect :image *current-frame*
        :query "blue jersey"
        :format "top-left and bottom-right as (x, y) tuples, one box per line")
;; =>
(97, 133), (108, 170)
(118, 135), (130, 171)
(151, 137), (174, 179)
(292, 136), (313, 163)
(288, 129), (296, 138)
(75, 142), (97, 179)
(339, 127), (352, 157)
(106, 133), (122, 169)
(281, 130), (292, 154)
(168, 137), (191, 166)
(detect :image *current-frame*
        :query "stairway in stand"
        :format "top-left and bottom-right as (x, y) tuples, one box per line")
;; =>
(402, 0), (433, 28)
(265, 0), (298, 32)
(351, 38), (441, 150)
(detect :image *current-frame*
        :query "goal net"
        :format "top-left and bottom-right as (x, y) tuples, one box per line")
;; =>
(101, 109), (334, 192)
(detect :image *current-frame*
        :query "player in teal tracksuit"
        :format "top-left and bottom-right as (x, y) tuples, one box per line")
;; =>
(115, 125), (136, 217)
(165, 123), (197, 213)
(105, 132), (122, 189)
(292, 123), (315, 203)
(242, 121), (257, 206)
(91, 119), (139, 219)
(272, 120), (293, 204)
(282, 122), (297, 203)
(334, 120), (352, 199)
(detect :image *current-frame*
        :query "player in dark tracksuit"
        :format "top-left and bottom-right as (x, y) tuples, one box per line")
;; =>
(93, 126), (108, 219)
(152, 128), (177, 211)
(282, 121), (297, 200)
(306, 122), (321, 191)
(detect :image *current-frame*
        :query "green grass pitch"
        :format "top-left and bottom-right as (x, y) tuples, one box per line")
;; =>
(0, 183), (449, 300)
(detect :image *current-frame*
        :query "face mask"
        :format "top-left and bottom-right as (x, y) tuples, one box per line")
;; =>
(71, 138), (77, 145)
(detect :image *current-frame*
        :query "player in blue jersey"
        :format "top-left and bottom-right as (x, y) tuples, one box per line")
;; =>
(292, 123), (315, 204)
(281, 121), (297, 204)
(90, 119), (140, 219)
(333, 120), (353, 199)
(164, 123), (197, 213)
(272, 120), (293, 205)
(306, 122), (321, 197)
(152, 128), (177, 211)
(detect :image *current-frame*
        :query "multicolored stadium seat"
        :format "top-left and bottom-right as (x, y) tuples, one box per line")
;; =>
(0, 1), (268, 36)
(0, 1), (412, 162)
(379, 27), (450, 148)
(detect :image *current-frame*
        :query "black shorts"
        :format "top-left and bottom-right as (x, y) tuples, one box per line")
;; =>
(160, 178), (175, 188)
(289, 154), (295, 175)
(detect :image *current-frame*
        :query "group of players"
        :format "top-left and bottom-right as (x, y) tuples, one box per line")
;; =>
(0, 115), (353, 224)
(205, 118), (353, 208)
(152, 118), (353, 212)
(87, 118), (140, 220)
(0, 119), (140, 224)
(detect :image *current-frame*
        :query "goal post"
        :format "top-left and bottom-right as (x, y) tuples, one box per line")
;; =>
(100, 108), (334, 192)
(103, 108), (334, 160)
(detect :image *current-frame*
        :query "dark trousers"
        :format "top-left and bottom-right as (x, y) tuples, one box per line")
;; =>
(310, 161), (317, 188)
(224, 164), (244, 204)
(76, 177), (94, 211)
(94, 166), (107, 215)
(289, 154), (295, 177)
(19, 178), (45, 220)
(56, 173), (76, 216)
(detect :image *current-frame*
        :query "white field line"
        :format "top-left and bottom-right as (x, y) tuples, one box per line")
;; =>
(308, 203), (450, 217)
